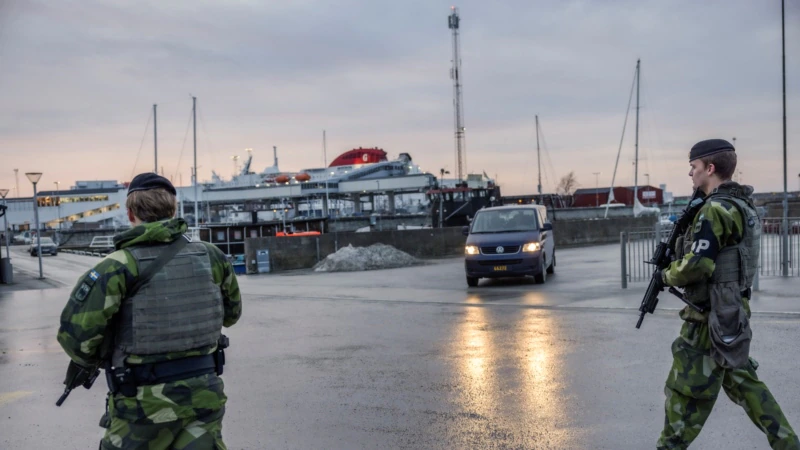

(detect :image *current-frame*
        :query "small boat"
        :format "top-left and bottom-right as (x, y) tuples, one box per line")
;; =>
(276, 231), (321, 237)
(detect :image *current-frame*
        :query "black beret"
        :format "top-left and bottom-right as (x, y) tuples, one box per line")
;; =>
(127, 172), (177, 196)
(689, 139), (735, 161)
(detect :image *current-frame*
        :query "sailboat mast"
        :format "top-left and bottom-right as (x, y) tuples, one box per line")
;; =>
(633, 59), (640, 211)
(193, 96), (198, 227)
(781, 0), (788, 277)
(153, 104), (158, 174)
(536, 115), (542, 197)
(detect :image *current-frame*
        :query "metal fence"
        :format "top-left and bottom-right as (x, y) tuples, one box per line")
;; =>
(621, 217), (800, 287)
(760, 217), (800, 276)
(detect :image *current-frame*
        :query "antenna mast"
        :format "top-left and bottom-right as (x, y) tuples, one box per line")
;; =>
(536, 115), (542, 196)
(449, 6), (466, 181)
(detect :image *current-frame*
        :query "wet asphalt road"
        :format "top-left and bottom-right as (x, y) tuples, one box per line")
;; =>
(2, 244), (800, 449)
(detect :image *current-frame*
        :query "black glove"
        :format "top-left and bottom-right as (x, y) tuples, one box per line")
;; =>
(653, 270), (666, 292)
(63, 360), (93, 389)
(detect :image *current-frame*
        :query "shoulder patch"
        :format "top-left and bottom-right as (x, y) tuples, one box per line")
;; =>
(75, 283), (91, 302)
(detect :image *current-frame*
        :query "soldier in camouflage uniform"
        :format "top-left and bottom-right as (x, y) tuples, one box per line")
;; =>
(656, 140), (799, 449)
(57, 173), (242, 449)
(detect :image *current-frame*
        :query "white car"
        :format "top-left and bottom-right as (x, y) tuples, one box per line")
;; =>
(14, 231), (36, 245)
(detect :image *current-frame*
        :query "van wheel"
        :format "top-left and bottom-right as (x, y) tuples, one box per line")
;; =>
(547, 251), (555, 274)
(466, 276), (479, 287)
(534, 257), (547, 284)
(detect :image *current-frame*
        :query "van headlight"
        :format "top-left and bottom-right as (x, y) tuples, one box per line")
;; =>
(522, 242), (541, 252)
(465, 245), (479, 255)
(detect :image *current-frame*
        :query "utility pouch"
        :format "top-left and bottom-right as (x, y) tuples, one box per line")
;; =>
(109, 367), (137, 397)
(708, 281), (752, 369)
(214, 335), (229, 376)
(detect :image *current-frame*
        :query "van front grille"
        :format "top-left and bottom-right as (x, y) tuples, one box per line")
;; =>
(481, 245), (521, 255)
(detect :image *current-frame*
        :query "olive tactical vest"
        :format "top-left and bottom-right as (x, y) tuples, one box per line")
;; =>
(679, 183), (761, 303)
(114, 241), (223, 362)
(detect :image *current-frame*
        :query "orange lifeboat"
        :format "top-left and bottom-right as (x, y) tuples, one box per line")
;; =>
(275, 175), (290, 183)
(295, 173), (311, 182)
(276, 231), (321, 237)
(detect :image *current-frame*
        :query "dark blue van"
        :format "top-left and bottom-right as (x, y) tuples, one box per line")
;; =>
(462, 205), (555, 287)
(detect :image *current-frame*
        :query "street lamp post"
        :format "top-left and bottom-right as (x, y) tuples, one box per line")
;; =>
(54, 181), (61, 229)
(0, 189), (10, 262)
(25, 172), (44, 279)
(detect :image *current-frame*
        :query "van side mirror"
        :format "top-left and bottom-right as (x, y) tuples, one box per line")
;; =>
(542, 222), (553, 231)
(462, 225), (470, 236)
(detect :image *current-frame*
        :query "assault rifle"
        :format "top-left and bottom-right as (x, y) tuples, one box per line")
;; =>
(56, 360), (102, 406)
(636, 190), (706, 329)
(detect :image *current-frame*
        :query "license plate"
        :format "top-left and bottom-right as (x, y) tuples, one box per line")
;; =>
(493, 265), (507, 271)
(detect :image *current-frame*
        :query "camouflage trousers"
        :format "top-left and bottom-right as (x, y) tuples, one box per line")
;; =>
(99, 404), (226, 449)
(657, 320), (799, 450)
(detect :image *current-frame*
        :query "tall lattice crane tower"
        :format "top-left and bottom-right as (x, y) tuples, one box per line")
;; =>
(448, 6), (466, 181)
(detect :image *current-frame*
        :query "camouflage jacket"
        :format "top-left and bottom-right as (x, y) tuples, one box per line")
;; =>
(662, 185), (746, 288)
(57, 219), (241, 422)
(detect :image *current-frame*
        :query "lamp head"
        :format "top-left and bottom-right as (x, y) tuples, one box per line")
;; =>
(25, 172), (43, 184)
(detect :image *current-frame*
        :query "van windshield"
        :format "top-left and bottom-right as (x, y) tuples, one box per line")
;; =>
(471, 209), (539, 233)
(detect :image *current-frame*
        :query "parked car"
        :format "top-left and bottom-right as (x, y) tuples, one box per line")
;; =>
(14, 231), (36, 245)
(462, 204), (555, 287)
(29, 237), (58, 256)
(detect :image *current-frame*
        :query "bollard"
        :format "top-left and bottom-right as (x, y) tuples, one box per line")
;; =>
(620, 231), (628, 289)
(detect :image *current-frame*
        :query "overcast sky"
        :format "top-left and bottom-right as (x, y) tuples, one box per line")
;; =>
(1, 0), (798, 198)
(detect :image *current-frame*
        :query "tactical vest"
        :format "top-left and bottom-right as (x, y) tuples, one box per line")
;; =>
(679, 184), (761, 304)
(114, 241), (223, 364)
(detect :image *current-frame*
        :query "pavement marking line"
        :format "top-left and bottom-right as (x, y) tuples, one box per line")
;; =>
(0, 391), (34, 407)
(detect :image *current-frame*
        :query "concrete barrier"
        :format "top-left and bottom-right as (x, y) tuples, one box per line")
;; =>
(244, 216), (657, 273)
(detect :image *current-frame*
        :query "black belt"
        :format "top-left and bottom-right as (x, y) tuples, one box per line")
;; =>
(130, 354), (217, 385)
(108, 354), (219, 397)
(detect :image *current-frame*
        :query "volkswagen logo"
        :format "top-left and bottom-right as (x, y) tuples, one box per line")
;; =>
(496, 246), (505, 254)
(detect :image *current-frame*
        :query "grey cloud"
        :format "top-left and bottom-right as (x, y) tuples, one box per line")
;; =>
(0, 0), (797, 196)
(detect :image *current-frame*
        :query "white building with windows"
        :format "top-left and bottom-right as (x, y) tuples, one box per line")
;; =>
(2, 181), (129, 231)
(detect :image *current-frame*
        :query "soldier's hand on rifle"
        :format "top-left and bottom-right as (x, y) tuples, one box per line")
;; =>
(64, 360), (93, 388)
(653, 270), (666, 292)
